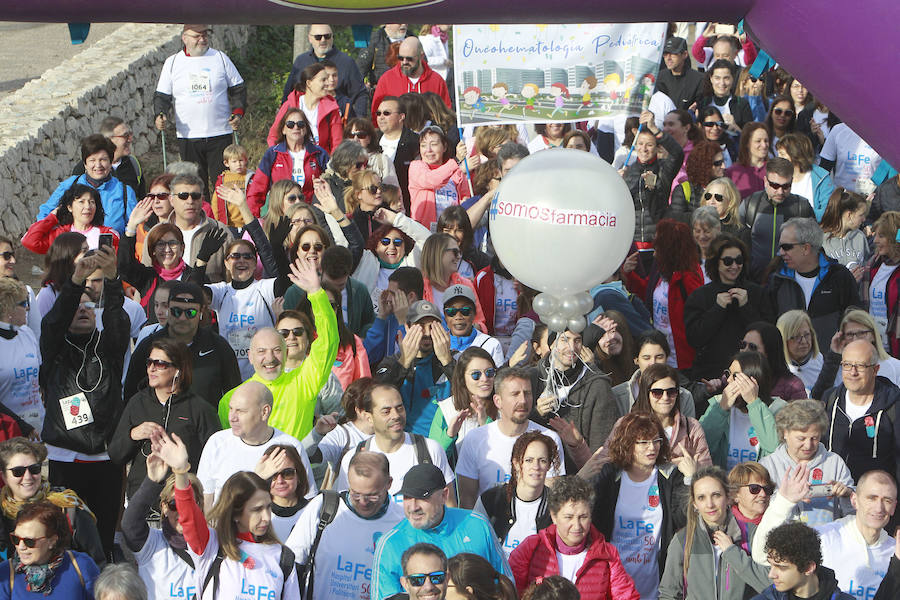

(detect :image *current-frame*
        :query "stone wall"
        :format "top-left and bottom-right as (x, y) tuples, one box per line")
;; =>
(0, 23), (252, 237)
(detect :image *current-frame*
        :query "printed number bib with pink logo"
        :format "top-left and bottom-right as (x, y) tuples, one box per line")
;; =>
(58, 393), (94, 430)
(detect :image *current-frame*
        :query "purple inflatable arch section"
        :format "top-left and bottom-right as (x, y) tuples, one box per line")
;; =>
(4, 0), (898, 166)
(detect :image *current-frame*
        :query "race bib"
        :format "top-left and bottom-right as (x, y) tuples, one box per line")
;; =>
(189, 70), (212, 95)
(59, 393), (94, 430)
(228, 326), (256, 359)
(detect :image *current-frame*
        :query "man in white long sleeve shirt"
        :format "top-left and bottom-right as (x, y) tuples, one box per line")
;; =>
(752, 466), (897, 600)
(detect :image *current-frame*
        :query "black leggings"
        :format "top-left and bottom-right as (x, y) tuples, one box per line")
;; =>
(49, 459), (124, 554)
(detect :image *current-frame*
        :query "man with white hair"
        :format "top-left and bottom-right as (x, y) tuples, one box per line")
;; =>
(371, 37), (451, 121)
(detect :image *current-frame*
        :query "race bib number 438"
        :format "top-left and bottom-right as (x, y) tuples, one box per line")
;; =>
(58, 393), (94, 430)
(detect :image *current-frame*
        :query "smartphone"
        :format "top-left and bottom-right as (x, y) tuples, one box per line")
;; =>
(715, 24), (737, 36)
(808, 483), (834, 498)
(99, 233), (113, 249)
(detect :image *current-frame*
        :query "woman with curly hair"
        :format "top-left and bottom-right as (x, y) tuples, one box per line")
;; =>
(668, 140), (728, 223)
(22, 184), (119, 255)
(726, 122), (770, 199)
(624, 219), (703, 370)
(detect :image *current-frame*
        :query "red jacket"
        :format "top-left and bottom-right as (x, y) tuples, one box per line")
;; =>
(509, 524), (640, 600)
(371, 61), (451, 121)
(246, 142), (328, 217)
(21, 213), (120, 255)
(626, 266), (703, 370)
(475, 265), (497, 334)
(267, 92), (343, 154)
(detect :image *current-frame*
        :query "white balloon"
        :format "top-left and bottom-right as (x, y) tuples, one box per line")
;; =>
(567, 316), (587, 333)
(489, 149), (636, 296)
(558, 295), (581, 318)
(575, 292), (595, 315)
(533, 293), (559, 317)
(547, 313), (568, 333)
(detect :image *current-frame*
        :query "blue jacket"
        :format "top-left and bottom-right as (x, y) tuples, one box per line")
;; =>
(372, 508), (511, 600)
(37, 175), (137, 234)
(751, 566), (853, 600)
(0, 550), (99, 599)
(363, 315), (405, 366)
(810, 165), (837, 222)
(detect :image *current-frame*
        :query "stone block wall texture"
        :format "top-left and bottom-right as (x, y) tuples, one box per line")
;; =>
(0, 23), (252, 237)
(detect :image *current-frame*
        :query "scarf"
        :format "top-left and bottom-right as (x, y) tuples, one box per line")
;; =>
(431, 25), (448, 43)
(13, 551), (64, 595)
(162, 516), (188, 550)
(713, 95), (732, 107)
(731, 505), (763, 553)
(154, 258), (187, 281)
(1, 481), (95, 522)
(84, 173), (111, 188)
(378, 257), (403, 270)
(555, 530), (587, 555)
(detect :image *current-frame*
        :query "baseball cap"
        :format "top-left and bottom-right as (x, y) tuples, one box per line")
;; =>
(397, 464), (447, 499)
(407, 300), (442, 324)
(168, 282), (205, 305)
(664, 37), (688, 54)
(442, 284), (477, 309)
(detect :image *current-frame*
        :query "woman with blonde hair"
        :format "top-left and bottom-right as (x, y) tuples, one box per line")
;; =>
(343, 169), (386, 240)
(777, 309), (823, 395)
(701, 177), (750, 248)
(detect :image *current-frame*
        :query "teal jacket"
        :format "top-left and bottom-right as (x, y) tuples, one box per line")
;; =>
(699, 395), (787, 469)
(810, 165), (837, 222)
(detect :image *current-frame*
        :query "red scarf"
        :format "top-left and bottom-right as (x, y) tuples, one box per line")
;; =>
(142, 259), (187, 308)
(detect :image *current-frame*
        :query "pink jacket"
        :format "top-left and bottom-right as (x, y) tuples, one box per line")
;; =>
(408, 159), (471, 230)
(332, 336), (371, 391)
(595, 412), (713, 467)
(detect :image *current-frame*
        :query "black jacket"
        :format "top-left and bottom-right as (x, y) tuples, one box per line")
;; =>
(124, 325), (241, 408)
(698, 95), (755, 131)
(667, 181), (703, 224)
(684, 279), (772, 379)
(739, 191), (815, 280)
(283, 48), (367, 118)
(589, 463), (688, 578)
(623, 132), (684, 243)
(356, 27), (412, 85)
(656, 67), (705, 110)
(875, 555), (900, 600)
(479, 484), (552, 544)
(384, 127), (420, 212)
(40, 279), (129, 454)
(108, 387), (221, 498)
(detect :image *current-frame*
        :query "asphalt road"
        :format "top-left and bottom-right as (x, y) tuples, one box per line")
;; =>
(0, 22), (123, 99)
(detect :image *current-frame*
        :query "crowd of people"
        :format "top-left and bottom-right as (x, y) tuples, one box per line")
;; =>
(0, 18), (898, 600)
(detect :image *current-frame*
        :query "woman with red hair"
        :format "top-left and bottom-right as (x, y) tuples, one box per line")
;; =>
(667, 140), (728, 223)
(624, 219), (703, 370)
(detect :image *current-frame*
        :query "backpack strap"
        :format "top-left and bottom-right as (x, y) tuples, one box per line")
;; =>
(201, 546), (226, 600)
(412, 434), (432, 465)
(301, 490), (341, 600)
(745, 193), (763, 229)
(171, 546), (195, 569)
(681, 181), (692, 205)
(67, 551), (85, 591)
(278, 545), (296, 599)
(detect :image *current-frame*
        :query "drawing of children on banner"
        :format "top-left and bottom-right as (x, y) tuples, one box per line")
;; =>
(549, 82), (569, 118)
(576, 76), (597, 115)
(604, 73), (622, 105)
(462, 86), (486, 117)
(493, 82), (512, 116)
(636, 73), (656, 105)
(521, 83), (539, 114)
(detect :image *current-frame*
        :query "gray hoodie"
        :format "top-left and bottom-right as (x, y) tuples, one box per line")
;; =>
(759, 442), (854, 526)
(822, 229), (870, 268)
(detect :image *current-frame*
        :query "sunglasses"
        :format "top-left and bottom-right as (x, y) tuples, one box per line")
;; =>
(375, 110), (397, 117)
(169, 306), (199, 319)
(349, 131), (370, 139)
(712, 159), (725, 166)
(767, 179), (792, 190)
(742, 483), (775, 496)
(738, 340), (759, 352)
(154, 240), (181, 251)
(406, 571), (446, 587)
(272, 467), (297, 480)
(704, 192), (725, 202)
(720, 255), (744, 266)
(380, 237), (404, 247)
(0, 251), (14, 260)
(146, 358), (174, 370)
(10, 535), (47, 548)
(772, 107), (795, 117)
(7, 463), (41, 477)
(227, 252), (255, 261)
(444, 306), (473, 317)
(285, 120), (306, 130)
(300, 242), (324, 253)
(779, 242), (801, 252)
(445, 247), (461, 258)
(398, 56), (417, 63)
(703, 121), (725, 128)
(312, 33), (333, 40)
(284, 194), (302, 204)
(365, 184), (383, 194)
(79, 301), (97, 310)
(649, 387), (678, 399)
(145, 192), (170, 200)
(278, 327), (305, 338)
(17, 298), (30, 310)
(175, 191), (202, 200)
(469, 368), (497, 380)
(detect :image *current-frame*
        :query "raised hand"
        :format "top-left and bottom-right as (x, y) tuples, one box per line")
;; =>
(672, 442), (698, 479)
(447, 408), (472, 439)
(398, 323), (423, 369)
(153, 432), (190, 473)
(549, 416), (584, 448)
(429, 322), (453, 365)
(373, 207), (398, 225)
(196, 228), (228, 263)
(508, 341), (528, 367)
(71, 253), (97, 285)
(622, 251), (639, 273)
(146, 452), (169, 483)
(536, 394), (557, 417)
(255, 447), (291, 480)
(576, 445), (608, 480)
(312, 178), (342, 218)
(288, 255), (322, 293)
(95, 245), (118, 279)
(127, 198), (155, 232)
(780, 463), (812, 503)
(391, 288), (409, 324)
(314, 412), (339, 435)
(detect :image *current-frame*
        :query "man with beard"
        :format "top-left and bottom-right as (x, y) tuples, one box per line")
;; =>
(371, 37), (451, 122)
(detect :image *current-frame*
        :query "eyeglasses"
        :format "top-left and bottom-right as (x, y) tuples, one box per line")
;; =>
(349, 489), (383, 503)
(779, 242), (802, 252)
(421, 125), (445, 137)
(169, 306), (199, 319)
(445, 247), (461, 258)
(10, 535), (48, 548)
(635, 438), (664, 447)
(145, 193), (170, 201)
(772, 107), (795, 117)
(0, 251), (14, 260)
(111, 131), (133, 140)
(406, 571), (446, 587)
(175, 191), (202, 201)
(300, 242), (324, 253)
(380, 237), (404, 247)
(184, 30), (212, 39)
(722, 369), (739, 381)
(365, 184), (383, 194)
(375, 110), (397, 117)
(841, 361), (876, 372)
(78, 301), (97, 310)
(227, 252), (255, 261)
(154, 240), (181, 251)
(767, 179), (792, 191)
(712, 159), (725, 167)
(278, 327), (305, 338)
(17, 298), (30, 310)
(843, 329), (874, 340)
(720, 255), (744, 267)
(285, 120), (306, 130)
(649, 387), (678, 399)
(742, 483), (775, 496)
(398, 55), (417, 63)
(7, 463), (41, 477)
(355, 160), (368, 169)
(146, 358), (174, 370)
(738, 340), (759, 351)
(703, 121), (725, 128)
(272, 467), (297, 480)
(444, 306), (473, 317)
(312, 33), (333, 41)
(789, 332), (812, 343)
(469, 368), (497, 380)
(291, 217), (314, 227)
(349, 131), (370, 139)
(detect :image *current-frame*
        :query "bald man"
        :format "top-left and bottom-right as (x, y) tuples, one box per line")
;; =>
(822, 339), (900, 485)
(198, 381), (317, 510)
(752, 467), (897, 599)
(371, 36), (451, 121)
